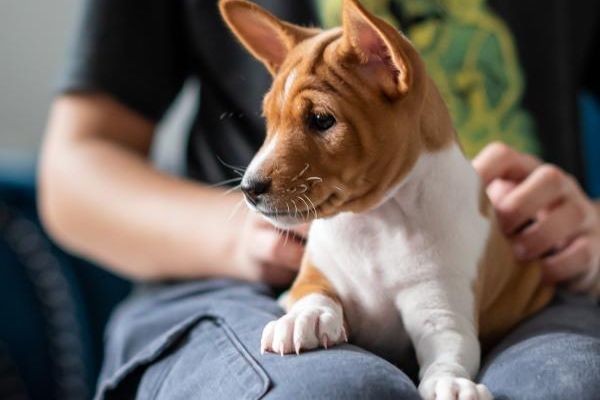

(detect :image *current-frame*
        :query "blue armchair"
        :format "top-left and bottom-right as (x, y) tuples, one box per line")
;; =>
(0, 158), (130, 400)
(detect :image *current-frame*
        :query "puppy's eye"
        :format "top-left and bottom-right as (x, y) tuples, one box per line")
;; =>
(308, 112), (336, 132)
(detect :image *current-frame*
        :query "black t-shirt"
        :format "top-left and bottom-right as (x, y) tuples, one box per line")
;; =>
(59, 0), (599, 185)
(491, 0), (600, 184)
(60, 0), (317, 185)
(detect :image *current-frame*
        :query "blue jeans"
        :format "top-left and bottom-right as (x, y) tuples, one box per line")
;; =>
(96, 279), (600, 400)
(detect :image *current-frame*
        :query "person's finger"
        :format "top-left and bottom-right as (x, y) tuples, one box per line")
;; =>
(251, 229), (305, 271)
(486, 179), (517, 205)
(496, 164), (571, 234)
(540, 236), (595, 284)
(473, 142), (541, 186)
(260, 263), (298, 287)
(512, 200), (586, 260)
(567, 261), (600, 294)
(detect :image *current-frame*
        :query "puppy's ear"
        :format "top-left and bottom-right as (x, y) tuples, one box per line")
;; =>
(340, 0), (411, 98)
(219, 0), (319, 75)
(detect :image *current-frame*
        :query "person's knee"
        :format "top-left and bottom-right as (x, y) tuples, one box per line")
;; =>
(481, 334), (600, 400)
(266, 347), (420, 400)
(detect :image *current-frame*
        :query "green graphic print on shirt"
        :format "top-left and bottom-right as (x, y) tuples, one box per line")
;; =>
(315, 0), (540, 158)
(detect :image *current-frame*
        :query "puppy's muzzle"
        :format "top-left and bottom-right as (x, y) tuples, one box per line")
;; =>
(241, 177), (271, 205)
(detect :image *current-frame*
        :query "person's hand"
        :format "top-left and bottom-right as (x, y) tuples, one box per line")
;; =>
(473, 142), (600, 294)
(232, 204), (309, 288)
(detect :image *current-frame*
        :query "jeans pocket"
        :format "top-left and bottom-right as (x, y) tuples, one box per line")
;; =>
(140, 313), (270, 400)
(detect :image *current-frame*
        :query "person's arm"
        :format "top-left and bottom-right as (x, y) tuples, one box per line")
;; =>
(473, 142), (600, 295)
(39, 93), (305, 284)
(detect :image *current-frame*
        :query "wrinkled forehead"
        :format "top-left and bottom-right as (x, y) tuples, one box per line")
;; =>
(268, 29), (343, 104)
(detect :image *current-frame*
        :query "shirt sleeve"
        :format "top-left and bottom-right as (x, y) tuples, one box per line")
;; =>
(57, 0), (187, 122)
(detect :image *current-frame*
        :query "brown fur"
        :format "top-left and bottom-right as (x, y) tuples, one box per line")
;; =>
(476, 191), (554, 348)
(287, 256), (350, 335)
(221, 0), (454, 222)
(287, 256), (341, 307)
(219, 0), (554, 347)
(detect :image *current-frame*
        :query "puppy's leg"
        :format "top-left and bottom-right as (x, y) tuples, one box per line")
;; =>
(261, 256), (347, 355)
(396, 278), (492, 400)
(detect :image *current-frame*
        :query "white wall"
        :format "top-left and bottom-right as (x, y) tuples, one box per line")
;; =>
(0, 0), (81, 151)
(0, 0), (194, 174)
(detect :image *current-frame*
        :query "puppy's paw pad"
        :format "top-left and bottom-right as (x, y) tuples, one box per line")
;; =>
(419, 376), (492, 400)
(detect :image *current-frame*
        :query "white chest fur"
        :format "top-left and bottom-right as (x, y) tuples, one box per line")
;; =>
(307, 144), (491, 362)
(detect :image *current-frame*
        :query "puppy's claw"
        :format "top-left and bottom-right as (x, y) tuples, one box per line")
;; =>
(260, 321), (275, 356)
(259, 296), (345, 356)
(322, 334), (329, 349)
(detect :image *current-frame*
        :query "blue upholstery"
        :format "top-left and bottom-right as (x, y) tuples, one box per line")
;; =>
(0, 158), (130, 400)
(580, 92), (600, 198)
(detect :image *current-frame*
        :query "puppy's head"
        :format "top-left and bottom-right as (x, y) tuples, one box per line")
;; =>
(220, 0), (453, 227)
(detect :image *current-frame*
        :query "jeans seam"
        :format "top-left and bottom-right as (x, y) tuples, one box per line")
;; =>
(213, 315), (271, 400)
(147, 341), (186, 400)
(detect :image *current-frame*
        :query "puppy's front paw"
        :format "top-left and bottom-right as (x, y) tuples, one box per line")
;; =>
(261, 294), (347, 355)
(419, 376), (492, 400)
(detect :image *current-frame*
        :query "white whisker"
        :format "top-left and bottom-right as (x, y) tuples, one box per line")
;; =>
(297, 196), (311, 221)
(222, 184), (242, 196)
(291, 163), (310, 181)
(226, 199), (245, 223)
(298, 184), (308, 194)
(299, 163), (309, 176)
(305, 177), (323, 183)
(283, 202), (292, 246)
(216, 156), (246, 173)
(291, 199), (299, 219)
(211, 177), (243, 188)
(241, 204), (252, 232)
(266, 202), (282, 239)
(334, 185), (345, 192)
(303, 194), (319, 220)
(283, 228), (289, 246)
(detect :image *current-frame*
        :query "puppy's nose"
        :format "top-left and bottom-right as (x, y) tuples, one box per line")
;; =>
(241, 178), (271, 204)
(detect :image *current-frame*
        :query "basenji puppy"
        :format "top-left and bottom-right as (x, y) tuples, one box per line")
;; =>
(220, 1), (554, 398)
